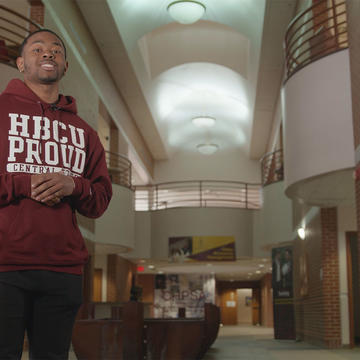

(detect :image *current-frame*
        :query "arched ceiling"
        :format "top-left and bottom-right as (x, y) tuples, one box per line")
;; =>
(75, 0), (297, 162)
(138, 21), (249, 80)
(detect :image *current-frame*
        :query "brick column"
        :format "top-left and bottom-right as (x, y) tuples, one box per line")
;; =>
(346, 0), (360, 331)
(321, 208), (341, 348)
(28, 0), (44, 31)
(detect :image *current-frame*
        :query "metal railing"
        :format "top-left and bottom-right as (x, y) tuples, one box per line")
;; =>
(284, 0), (348, 80)
(0, 5), (41, 67)
(105, 151), (132, 189)
(260, 149), (284, 186)
(135, 180), (262, 211)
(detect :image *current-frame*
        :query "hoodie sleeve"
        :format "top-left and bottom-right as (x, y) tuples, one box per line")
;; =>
(71, 132), (112, 218)
(0, 174), (31, 205)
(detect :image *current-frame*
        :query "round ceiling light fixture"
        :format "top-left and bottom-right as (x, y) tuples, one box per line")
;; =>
(167, 1), (206, 25)
(196, 143), (219, 155)
(192, 116), (216, 128)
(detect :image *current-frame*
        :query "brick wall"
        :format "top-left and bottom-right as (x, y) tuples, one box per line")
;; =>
(320, 208), (341, 348)
(293, 208), (324, 345)
(293, 206), (342, 348)
(28, 0), (44, 31)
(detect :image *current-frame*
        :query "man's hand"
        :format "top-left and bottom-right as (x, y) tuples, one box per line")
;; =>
(31, 172), (75, 205)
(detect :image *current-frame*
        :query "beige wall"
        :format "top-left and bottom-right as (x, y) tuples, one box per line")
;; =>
(149, 207), (253, 259)
(154, 149), (261, 184)
(96, 184), (135, 249)
(0, 64), (22, 92)
(236, 289), (252, 324)
(253, 181), (293, 258)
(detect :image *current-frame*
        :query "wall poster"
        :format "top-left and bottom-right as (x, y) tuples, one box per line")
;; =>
(169, 236), (235, 262)
(154, 273), (215, 318)
(272, 245), (295, 340)
(272, 246), (293, 299)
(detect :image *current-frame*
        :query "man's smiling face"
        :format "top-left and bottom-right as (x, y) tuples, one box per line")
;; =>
(17, 31), (68, 86)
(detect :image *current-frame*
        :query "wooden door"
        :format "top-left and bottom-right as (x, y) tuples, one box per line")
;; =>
(252, 288), (261, 325)
(220, 289), (237, 325)
(93, 268), (103, 302)
(346, 231), (359, 347)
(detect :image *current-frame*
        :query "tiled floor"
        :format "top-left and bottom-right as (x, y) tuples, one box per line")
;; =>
(203, 325), (360, 360)
(21, 325), (360, 359)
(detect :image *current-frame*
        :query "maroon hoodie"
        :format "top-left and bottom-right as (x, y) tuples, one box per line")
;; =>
(0, 79), (112, 274)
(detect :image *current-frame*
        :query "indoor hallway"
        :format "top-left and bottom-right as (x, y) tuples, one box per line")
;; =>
(203, 325), (360, 360)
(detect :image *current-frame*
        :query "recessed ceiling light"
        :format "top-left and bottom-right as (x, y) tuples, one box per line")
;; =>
(259, 264), (265, 268)
(192, 116), (216, 128)
(197, 143), (219, 155)
(148, 265), (155, 270)
(167, 1), (206, 25)
(256, 270), (261, 274)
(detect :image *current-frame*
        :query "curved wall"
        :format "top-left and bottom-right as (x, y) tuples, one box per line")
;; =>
(253, 181), (293, 258)
(95, 184), (135, 250)
(283, 50), (355, 201)
(0, 64), (22, 92)
(149, 207), (254, 259)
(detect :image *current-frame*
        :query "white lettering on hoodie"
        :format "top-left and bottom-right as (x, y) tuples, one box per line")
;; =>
(7, 113), (86, 175)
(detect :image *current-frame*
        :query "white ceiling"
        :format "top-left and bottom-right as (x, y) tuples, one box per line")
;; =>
(76, 0), (297, 163)
(134, 257), (272, 282)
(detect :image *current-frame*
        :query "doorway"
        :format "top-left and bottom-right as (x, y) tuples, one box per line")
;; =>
(346, 232), (360, 346)
(93, 268), (103, 302)
(219, 286), (261, 326)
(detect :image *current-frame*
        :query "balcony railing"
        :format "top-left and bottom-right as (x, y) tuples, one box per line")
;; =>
(135, 181), (262, 211)
(105, 151), (132, 189)
(285, 0), (348, 80)
(261, 149), (284, 186)
(0, 5), (41, 67)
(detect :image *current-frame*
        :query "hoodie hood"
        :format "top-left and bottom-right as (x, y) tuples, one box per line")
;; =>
(3, 79), (78, 114)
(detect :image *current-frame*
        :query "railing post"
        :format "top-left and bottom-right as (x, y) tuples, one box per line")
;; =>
(129, 164), (132, 189)
(261, 156), (265, 186)
(155, 184), (159, 210)
(331, 0), (339, 49)
(200, 181), (203, 207)
(245, 183), (248, 209)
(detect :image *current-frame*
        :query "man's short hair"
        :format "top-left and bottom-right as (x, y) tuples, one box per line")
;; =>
(19, 29), (67, 59)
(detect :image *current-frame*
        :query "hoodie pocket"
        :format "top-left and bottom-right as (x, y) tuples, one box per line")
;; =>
(0, 198), (87, 265)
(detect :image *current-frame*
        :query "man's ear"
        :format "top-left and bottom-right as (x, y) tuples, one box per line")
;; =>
(16, 57), (24, 73)
(62, 61), (69, 77)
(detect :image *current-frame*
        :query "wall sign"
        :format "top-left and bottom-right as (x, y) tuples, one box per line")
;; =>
(154, 274), (215, 318)
(169, 236), (236, 262)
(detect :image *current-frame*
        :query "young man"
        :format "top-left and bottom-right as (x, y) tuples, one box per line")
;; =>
(0, 29), (112, 359)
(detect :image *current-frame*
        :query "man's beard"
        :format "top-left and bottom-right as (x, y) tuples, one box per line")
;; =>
(24, 64), (64, 84)
(38, 74), (59, 83)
